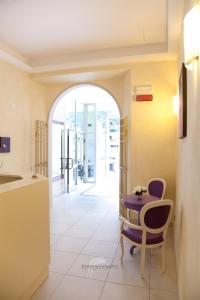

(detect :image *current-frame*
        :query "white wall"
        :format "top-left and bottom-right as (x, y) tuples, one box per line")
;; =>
(0, 60), (47, 173)
(175, 1), (200, 299)
(122, 70), (133, 193)
(130, 61), (177, 200)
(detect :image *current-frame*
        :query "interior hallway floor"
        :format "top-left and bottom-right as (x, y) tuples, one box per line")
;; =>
(31, 191), (178, 300)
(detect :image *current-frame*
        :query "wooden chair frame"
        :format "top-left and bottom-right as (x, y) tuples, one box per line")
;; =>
(120, 199), (173, 278)
(147, 177), (166, 199)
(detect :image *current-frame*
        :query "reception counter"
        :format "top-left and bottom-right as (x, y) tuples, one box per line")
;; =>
(0, 173), (50, 300)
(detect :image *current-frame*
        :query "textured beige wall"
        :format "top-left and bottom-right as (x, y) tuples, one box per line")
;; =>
(175, 1), (200, 299)
(0, 60), (47, 173)
(130, 61), (178, 199)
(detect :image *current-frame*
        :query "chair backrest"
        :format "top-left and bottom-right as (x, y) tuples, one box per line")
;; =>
(147, 178), (166, 199)
(140, 199), (173, 235)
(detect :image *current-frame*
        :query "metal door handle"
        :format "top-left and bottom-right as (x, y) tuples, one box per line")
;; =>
(65, 158), (73, 169)
(69, 158), (73, 169)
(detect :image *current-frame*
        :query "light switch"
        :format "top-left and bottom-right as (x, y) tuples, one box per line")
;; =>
(0, 137), (10, 153)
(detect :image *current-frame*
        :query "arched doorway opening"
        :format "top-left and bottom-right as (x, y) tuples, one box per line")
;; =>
(48, 84), (120, 198)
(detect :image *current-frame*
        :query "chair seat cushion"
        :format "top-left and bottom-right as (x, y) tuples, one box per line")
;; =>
(122, 228), (163, 245)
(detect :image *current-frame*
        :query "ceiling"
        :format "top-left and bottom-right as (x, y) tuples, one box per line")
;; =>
(0, 0), (184, 75)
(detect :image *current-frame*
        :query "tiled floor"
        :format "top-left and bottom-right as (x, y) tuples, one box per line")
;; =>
(31, 190), (178, 300)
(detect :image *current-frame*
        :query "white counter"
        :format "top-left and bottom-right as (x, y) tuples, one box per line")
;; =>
(0, 173), (47, 193)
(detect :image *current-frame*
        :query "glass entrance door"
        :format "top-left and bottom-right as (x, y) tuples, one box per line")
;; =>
(64, 129), (84, 193)
(51, 121), (65, 196)
(52, 121), (65, 180)
(83, 104), (96, 183)
(65, 129), (77, 193)
(77, 132), (84, 184)
(56, 102), (96, 192)
(76, 101), (84, 185)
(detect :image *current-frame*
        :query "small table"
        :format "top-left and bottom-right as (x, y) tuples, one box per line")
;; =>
(123, 194), (159, 211)
(123, 194), (159, 254)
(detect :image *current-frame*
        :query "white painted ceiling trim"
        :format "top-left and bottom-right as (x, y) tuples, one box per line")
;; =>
(0, 0), (183, 75)
(0, 41), (176, 75)
(0, 44), (32, 72)
(31, 42), (169, 73)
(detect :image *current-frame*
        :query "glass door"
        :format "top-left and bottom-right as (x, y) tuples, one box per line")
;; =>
(77, 132), (84, 184)
(51, 121), (65, 196)
(76, 101), (84, 184)
(64, 129), (77, 193)
(55, 101), (96, 192)
(83, 104), (96, 183)
(64, 129), (84, 193)
(52, 121), (65, 180)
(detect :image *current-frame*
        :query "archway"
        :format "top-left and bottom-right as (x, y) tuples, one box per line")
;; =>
(48, 83), (121, 198)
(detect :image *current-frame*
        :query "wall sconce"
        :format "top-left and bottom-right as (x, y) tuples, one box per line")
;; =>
(173, 95), (179, 115)
(184, 4), (200, 70)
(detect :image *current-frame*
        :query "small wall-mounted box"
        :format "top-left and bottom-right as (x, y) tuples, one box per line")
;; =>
(0, 137), (10, 153)
(133, 85), (153, 101)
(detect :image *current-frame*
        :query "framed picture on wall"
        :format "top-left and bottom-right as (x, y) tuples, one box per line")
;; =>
(179, 63), (187, 139)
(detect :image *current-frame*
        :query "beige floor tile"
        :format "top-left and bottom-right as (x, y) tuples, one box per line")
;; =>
(88, 207), (111, 214)
(49, 275), (104, 300)
(76, 218), (101, 228)
(51, 215), (80, 226)
(68, 254), (112, 280)
(91, 228), (120, 242)
(81, 240), (118, 258)
(51, 223), (72, 235)
(150, 289), (178, 300)
(50, 234), (62, 246)
(64, 225), (96, 239)
(65, 208), (89, 216)
(150, 263), (177, 292)
(115, 242), (151, 262)
(47, 193), (178, 300)
(114, 242), (133, 260)
(73, 204), (98, 211)
(52, 236), (88, 253)
(50, 250), (77, 274)
(98, 220), (121, 230)
(151, 245), (176, 266)
(83, 211), (108, 219)
(31, 272), (63, 300)
(107, 258), (150, 288)
(100, 282), (149, 300)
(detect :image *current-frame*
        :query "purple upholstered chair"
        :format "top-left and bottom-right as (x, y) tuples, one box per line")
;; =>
(147, 178), (166, 199)
(120, 199), (173, 278)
